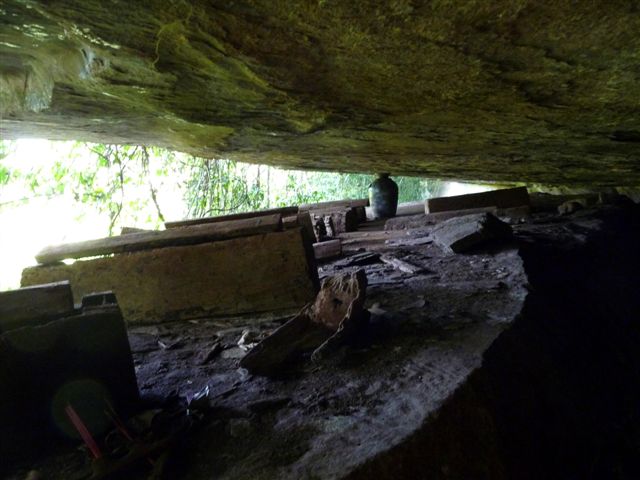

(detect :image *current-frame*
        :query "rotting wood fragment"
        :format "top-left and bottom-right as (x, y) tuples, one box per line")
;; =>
(240, 270), (368, 376)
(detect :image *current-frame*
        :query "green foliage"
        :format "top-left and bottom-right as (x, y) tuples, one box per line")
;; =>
(0, 141), (13, 186)
(1, 140), (444, 234)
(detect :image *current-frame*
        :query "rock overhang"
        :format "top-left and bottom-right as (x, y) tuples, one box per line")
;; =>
(1, 1), (639, 186)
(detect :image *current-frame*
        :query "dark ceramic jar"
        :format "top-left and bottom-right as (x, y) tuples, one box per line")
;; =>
(369, 173), (398, 219)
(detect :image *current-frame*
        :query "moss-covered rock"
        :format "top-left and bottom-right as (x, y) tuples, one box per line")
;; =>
(1, 1), (639, 186)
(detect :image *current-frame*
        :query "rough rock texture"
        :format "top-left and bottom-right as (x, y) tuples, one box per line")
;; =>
(4, 203), (640, 479)
(1, 1), (639, 186)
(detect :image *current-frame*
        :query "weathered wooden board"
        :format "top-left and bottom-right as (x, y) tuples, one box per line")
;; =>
(0, 281), (75, 333)
(0, 300), (139, 460)
(283, 211), (316, 242)
(299, 198), (368, 211)
(385, 205), (531, 230)
(396, 201), (426, 216)
(425, 187), (530, 213)
(22, 228), (319, 324)
(529, 192), (599, 213)
(35, 214), (283, 264)
(164, 206), (298, 229)
(313, 239), (342, 260)
(311, 207), (359, 234)
(120, 226), (152, 235)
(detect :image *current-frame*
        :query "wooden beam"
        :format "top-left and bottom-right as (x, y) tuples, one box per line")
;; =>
(0, 281), (75, 333)
(23, 228), (320, 324)
(164, 206), (298, 229)
(35, 214), (283, 264)
(425, 187), (530, 213)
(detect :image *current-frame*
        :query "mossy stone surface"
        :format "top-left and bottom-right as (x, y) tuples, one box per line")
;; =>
(1, 1), (639, 186)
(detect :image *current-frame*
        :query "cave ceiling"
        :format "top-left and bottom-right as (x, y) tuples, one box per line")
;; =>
(0, 1), (639, 186)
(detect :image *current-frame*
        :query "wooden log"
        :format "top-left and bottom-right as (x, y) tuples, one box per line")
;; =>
(0, 299), (139, 461)
(0, 281), (75, 333)
(164, 206), (298, 229)
(22, 228), (319, 324)
(313, 239), (342, 260)
(35, 214), (283, 264)
(299, 198), (368, 211)
(426, 187), (530, 213)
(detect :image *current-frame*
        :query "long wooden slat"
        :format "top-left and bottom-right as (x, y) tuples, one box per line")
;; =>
(0, 281), (74, 332)
(425, 187), (530, 213)
(299, 198), (369, 211)
(164, 206), (297, 229)
(23, 228), (319, 324)
(35, 214), (283, 264)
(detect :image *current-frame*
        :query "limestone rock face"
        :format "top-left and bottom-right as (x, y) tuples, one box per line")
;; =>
(1, 1), (639, 186)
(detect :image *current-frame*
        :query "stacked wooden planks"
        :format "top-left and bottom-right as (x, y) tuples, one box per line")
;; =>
(23, 213), (319, 324)
(300, 198), (369, 237)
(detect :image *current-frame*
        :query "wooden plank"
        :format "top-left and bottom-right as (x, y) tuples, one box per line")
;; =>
(164, 206), (298, 229)
(0, 281), (74, 333)
(313, 239), (342, 260)
(22, 229), (320, 324)
(35, 214), (283, 264)
(299, 198), (369, 211)
(426, 187), (530, 213)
